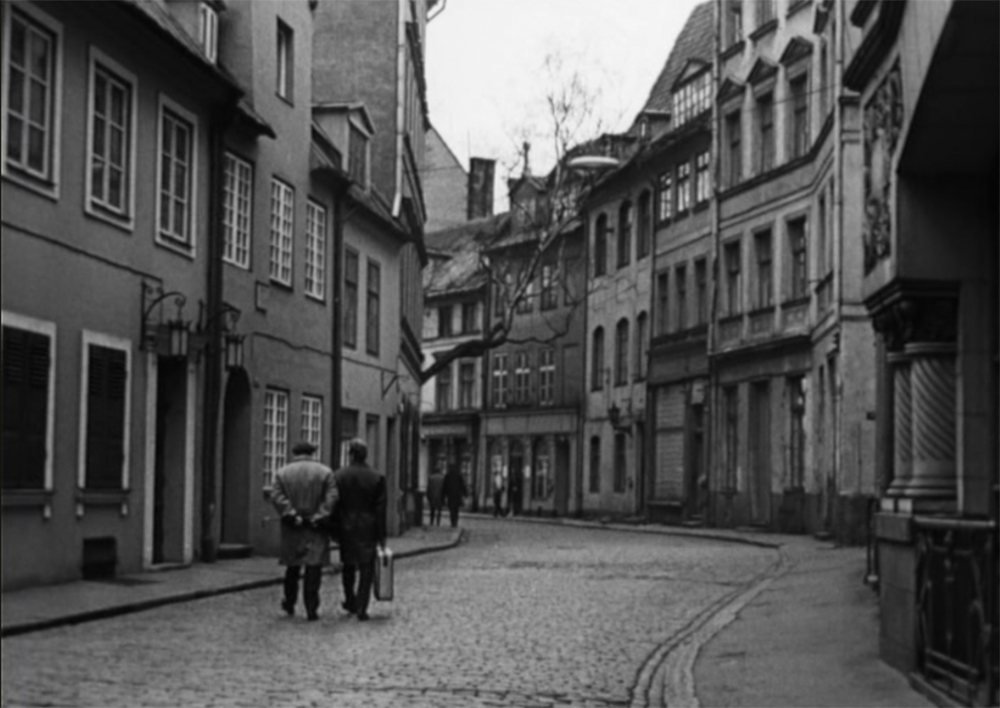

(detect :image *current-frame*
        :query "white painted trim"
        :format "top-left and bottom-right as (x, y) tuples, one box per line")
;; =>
(1, 310), (57, 492)
(84, 45), (138, 231)
(78, 329), (133, 491)
(1, 1), (64, 200)
(143, 354), (157, 568)
(183, 360), (196, 563)
(155, 93), (199, 258)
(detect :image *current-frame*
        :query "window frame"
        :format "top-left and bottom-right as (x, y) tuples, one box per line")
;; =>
(514, 350), (531, 405)
(343, 247), (359, 349)
(300, 394), (323, 460)
(199, 2), (218, 64)
(269, 177), (294, 286)
(591, 327), (605, 391)
(789, 73), (810, 159)
(304, 198), (327, 301)
(1, 3), (63, 197)
(657, 170), (673, 223)
(78, 330), (132, 492)
(634, 312), (648, 382)
(694, 258), (708, 325)
(756, 92), (775, 174)
(492, 353), (509, 407)
(85, 48), (137, 228)
(276, 19), (293, 103)
(787, 216), (809, 301)
(724, 240), (743, 315)
(656, 270), (670, 335)
(458, 361), (476, 409)
(754, 228), (774, 308)
(262, 388), (289, 488)
(614, 318), (629, 387)
(695, 151), (711, 204)
(436, 362), (452, 412)
(593, 213), (608, 276)
(725, 110), (743, 188)
(676, 161), (692, 213)
(437, 305), (453, 338)
(539, 347), (555, 405)
(155, 96), (199, 257)
(366, 258), (381, 356)
(223, 152), (253, 269)
(613, 432), (627, 493)
(1, 311), (56, 493)
(675, 264), (688, 331)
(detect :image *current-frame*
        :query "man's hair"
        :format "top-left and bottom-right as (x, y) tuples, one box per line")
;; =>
(348, 438), (368, 463)
(292, 440), (317, 456)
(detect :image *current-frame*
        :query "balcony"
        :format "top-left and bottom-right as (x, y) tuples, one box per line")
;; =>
(780, 298), (810, 332)
(718, 314), (743, 346)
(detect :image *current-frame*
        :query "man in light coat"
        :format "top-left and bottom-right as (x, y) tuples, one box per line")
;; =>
(334, 438), (386, 621)
(269, 440), (338, 621)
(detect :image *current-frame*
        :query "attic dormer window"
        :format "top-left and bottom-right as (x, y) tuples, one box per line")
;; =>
(199, 3), (218, 64)
(672, 71), (711, 128)
(349, 123), (368, 187)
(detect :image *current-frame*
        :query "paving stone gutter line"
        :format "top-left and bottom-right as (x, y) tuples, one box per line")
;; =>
(0, 530), (467, 638)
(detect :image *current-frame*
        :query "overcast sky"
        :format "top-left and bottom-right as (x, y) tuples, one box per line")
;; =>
(426, 0), (705, 207)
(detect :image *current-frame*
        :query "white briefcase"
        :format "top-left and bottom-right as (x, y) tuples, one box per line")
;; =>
(374, 546), (393, 601)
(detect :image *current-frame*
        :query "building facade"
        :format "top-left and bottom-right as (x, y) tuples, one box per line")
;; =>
(709, 0), (875, 541)
(843, 0), (998, 703)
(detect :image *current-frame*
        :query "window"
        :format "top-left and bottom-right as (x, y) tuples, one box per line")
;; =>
(672, 72), (712, 128)
(657, 171), (673, 222)
(4, 6), (59, 185)
(223, 153), (252, 268)
(82, 336), (130, 491)
(593, 214), (608, 276)
(817, 192), (828, 277)
(199, 3), (218, 63)
(634, 312), (648, 381)
(676, 265), (688, 330)
(515, 277), (534, 314)
(723, 386), (739, 490)
(613, 432), (627, 493)
(656, 270), (670, 335)
(614, 319), (629, 386)
(492, 353), (508, 406)
(158, 103), (196, 252)
(591, 327), (605, 391)
(789, 75), (809, 158)
(756, 92), (775, 173)
(276, 19), (293, 101)
(459, 362), (476, 409)
(461, 302), (477, 333)
(263, 389), (289, 487)
(695, 152), (710, 204)
(637, 191), (652, 258)
(539, 348), (555, 405)
(349, 124), (368, 186)
(343, 248), (359, 348)
(755, 230), (773, 308)
(725, 241), (742, 315)
(301, 395), (323, 459)
(436, 364), (452, 412)
(617, 201), (632, 267)
(438, 305), (453, 338)
(695, 259), (708, 325)
(366, 259), (381, 355)
(589, 436), (601, 493)
(726, 111), (742, 187)
(514, 351), (531, 404)
(305, 200), (327, 300)
(676, 161), (691, 213)
(269, 179), (294, 285)
(87, 55), (134, 220)
(725, 0), (743, 47)
(2, 322), (53, 491)
(757, 0), (776, 27)
(540, 264), (558, 310)
(788, 218), (808, 300)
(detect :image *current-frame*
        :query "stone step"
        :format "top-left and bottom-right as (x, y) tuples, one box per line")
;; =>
(217, 543), (254, 560)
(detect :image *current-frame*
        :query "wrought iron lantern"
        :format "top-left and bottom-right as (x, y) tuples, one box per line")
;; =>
(223, 332), (245, 371)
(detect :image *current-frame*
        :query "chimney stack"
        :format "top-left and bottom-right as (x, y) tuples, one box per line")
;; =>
(467, 157), (495, 220)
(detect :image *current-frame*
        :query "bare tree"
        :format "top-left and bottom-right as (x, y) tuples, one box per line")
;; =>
(419, 51), (626, 385)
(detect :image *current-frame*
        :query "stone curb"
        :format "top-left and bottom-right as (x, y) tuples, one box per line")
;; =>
(1, 531), (466, 638)
(463, 512), (785, 549)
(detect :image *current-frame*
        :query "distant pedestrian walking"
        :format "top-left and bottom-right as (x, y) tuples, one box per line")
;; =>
(426, 467), (445, 526)
(333, 438), (387, 621)
(492, 470), (506, 518)
(269, 441), (338, 621)
(508, 469), (523, 516)
(442, 466), (468, 528)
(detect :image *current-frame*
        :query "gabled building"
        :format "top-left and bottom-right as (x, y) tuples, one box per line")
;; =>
(709, 0), (874, 541)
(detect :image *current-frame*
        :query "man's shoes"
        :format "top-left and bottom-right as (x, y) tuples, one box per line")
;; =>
(357, 611), (370, 621)
(281, 600), (295, 617)
(306, 610), (319, 621)
(342, 601), (356, 614)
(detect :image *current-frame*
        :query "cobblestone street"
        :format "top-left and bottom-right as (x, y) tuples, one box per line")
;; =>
(1, 518), (777, 708)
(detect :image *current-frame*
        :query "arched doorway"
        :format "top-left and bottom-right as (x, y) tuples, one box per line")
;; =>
(220, 368), (252, 545)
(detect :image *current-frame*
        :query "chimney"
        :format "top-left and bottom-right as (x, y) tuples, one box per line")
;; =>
(467, 157), (495, 220)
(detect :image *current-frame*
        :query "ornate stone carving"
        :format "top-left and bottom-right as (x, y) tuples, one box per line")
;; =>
(862, 64), (903, 273)
(871, 294), (957, 352)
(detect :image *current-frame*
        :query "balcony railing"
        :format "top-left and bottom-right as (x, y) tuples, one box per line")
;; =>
(914, 515), (998, 707)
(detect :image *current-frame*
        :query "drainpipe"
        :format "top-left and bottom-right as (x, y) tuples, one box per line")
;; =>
(200, 100), (237, 564)
(706, 0), (723, 526)
(331, 181), (350, 465)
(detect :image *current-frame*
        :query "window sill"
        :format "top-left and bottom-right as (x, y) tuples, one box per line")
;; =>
(268, 278), (294, 293)
(223, 258), (252, 271)
(721, 41), (745, 61)
(749, 19), (778, 43)
(748, 304), (775, 317)
(77, 489), (130, 505)
(781, 296), (810, 309)
(693, 201), (710, 214)
(155, 235), (196, 260)
(85, 203), (135, 234)
(2, 489), (54, 508)
(787, 0), (812, 18)
(2, 169), (60, 202)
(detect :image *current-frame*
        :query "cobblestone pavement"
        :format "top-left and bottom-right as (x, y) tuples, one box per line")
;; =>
(1, 519), (777, 708)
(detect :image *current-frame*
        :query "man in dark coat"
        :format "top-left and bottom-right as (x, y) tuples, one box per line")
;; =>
(426, 465), (445, 526)
(442, 465), (468, 528)
(269, 440), (338, 621)
(334, 438), (386, 621)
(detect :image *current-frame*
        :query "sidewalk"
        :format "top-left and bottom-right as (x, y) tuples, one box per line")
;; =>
(1, 525), (463, 638)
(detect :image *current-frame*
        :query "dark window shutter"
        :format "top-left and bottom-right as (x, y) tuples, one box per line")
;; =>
(86, 344), (126, 490)
(3, 326), (50, 489)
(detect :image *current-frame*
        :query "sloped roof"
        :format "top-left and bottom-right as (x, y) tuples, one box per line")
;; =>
(424, 214), (509, 297)
(636, 1), (715, 117)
